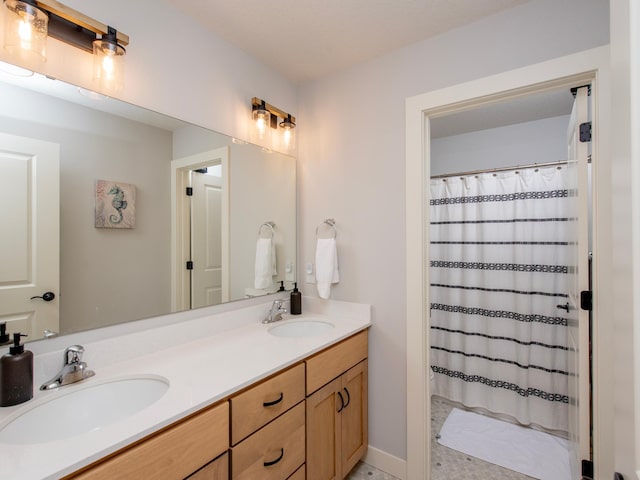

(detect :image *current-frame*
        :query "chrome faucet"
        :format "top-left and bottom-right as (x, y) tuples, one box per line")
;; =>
(40, 345), (95, 390)
(263, 299), (288, 324)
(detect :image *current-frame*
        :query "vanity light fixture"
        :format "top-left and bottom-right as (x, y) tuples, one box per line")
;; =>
(2, 0), (129, 90)
(251, 97), (296, 154)
(3, 0), (48, 64)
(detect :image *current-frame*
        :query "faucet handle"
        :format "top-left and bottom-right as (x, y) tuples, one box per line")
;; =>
(64, 345), (85, 365)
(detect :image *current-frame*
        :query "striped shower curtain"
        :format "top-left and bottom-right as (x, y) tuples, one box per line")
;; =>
(429, 165), (570, 433)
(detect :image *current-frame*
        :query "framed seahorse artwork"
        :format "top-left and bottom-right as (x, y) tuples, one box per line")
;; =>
(95, 180), (136, 229)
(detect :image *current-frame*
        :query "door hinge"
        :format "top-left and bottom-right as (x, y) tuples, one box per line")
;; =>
(186, 261), (193, 270)
(185, 187), (193, 196)
(580, 290), (593, 311)
(581, 459), (593, 480)
(579, 122), (592, 142)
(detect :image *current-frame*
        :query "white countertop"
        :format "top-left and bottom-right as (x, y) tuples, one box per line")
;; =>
(0, 298), (371, 480)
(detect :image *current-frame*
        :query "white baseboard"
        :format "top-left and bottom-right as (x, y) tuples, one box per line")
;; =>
(363, 445), (407, 479)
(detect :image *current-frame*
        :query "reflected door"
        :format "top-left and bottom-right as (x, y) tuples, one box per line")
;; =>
(0, 133), (59, 339)
(191, 169), (223, 308)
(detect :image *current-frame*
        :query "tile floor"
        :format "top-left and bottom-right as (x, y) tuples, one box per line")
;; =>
(344, 397), (538, 480)
(345, 461), (400, 480)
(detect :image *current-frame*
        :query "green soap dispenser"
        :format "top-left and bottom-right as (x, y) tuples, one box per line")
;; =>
(0, 333), (33, 407)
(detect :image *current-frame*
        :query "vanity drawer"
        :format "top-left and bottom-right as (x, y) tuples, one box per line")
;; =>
(70, 401), (229, 480)
(230, 363), (305, 445)
(288, 464), (305, 480)
(187, 452), (229, 479)
(231, 401), (305, 480)
(305, 330), (368, 395)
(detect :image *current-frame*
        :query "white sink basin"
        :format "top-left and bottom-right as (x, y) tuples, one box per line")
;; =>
(0, 375), (169, 444)
(268, 318), (335, 338)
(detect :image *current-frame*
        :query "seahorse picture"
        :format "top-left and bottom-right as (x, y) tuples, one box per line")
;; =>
(95, 180), (136, 229)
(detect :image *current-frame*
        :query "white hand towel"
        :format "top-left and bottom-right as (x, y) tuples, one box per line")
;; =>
(254, 238), (274, 289)
(315, 238), (339, 299)
(271, 240), (277, 276)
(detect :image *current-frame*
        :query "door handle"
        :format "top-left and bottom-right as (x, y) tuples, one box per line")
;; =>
(556, 302), (570, 312)
(30, 292), (55, 302)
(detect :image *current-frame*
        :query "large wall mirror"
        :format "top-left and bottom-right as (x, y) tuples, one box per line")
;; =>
(0, 65), (296, 344)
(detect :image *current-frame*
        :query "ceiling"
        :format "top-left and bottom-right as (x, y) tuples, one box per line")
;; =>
(430, 88), (576, 138)
(168, 0), (530, 84)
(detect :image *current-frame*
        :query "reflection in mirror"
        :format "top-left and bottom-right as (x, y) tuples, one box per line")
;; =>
(0, 68), (296, 343)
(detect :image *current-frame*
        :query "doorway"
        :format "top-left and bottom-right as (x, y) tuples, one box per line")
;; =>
(171, 147), (230, 312)
(427, 85), (590, 479)
(405, 47), (610, 480)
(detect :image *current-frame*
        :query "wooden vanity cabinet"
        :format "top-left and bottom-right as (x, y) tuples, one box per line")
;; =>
(187, 452), (229, 479)
(65, 329), (368, 480)
(305, 331), (368, 480)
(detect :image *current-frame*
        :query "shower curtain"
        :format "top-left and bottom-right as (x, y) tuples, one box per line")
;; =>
(429, 165), (570, 433)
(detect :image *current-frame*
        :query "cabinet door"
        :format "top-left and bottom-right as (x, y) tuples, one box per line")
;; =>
(306, 377), (342, 480)
(340, 360), (368, 477)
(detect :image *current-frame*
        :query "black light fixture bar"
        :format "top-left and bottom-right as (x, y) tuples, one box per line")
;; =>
(47, 14), (96, 53)
(252, 97), (296, 126)
(31, 0), (129, 48)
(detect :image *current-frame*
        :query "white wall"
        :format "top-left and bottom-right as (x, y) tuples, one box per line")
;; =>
(431, 115), (571, 177)
(298, 0), (609, 462)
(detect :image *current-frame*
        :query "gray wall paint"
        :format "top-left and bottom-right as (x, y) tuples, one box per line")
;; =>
(298, 0), (609, 460)
(431, 115), (571, 177)
(0, 83), (172, 334)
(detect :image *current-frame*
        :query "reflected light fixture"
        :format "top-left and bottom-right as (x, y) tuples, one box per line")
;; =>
(2, 0), (129, 90)
(251, 97), (296, 154)
(3, 0), (48, 64)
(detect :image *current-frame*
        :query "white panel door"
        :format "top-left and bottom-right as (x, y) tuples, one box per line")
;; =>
(565, 85), (591, 477)
(0, 133), (59, 340)
(191, 170), (223, 308)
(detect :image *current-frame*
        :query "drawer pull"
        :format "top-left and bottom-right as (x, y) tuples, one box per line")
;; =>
(337, 391), (345, 413)
(343, 387), (351, 408)
(263, 392), (284, 407)
(263, 448), (284, 467)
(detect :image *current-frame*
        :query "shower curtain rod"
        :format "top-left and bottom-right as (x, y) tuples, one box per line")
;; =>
(430, 160), (570, 180)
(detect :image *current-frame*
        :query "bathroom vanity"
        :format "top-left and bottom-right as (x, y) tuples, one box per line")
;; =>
(0, 298), (370, 480)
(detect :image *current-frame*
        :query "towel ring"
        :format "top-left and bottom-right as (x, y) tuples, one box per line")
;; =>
(315, 219), (337, 239)
(258, 221), (275, 238)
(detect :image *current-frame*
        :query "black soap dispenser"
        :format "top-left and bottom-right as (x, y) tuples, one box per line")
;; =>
(0, 323), (9, 345)
(0, 333), (33, 407)
(290, 283), (302, 315)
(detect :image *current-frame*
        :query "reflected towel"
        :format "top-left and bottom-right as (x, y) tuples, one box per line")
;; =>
(315, 238), (339, 299)
(254, 238), (275, 289)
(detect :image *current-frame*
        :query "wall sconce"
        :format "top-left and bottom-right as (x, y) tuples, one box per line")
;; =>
(251, 97), (296, 154)
(2, 0), (129, 90)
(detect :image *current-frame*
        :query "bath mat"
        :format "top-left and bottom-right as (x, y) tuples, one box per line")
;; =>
(437, 408), (571, 480)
